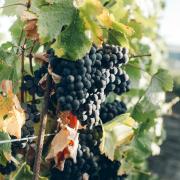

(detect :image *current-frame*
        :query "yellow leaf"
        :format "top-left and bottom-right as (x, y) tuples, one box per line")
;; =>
(3, 151), (11, 161)
(0, 81), (25, 138)
(97, 9), (113, 28)
(100, 114), (137, 160)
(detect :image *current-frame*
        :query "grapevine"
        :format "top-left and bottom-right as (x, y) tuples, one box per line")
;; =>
(0, 0), (174, 180)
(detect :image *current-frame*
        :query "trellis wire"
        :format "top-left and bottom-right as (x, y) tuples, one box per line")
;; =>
(0, 133), (56, 145)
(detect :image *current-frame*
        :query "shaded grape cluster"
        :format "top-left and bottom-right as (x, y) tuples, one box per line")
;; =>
(92, 156), (126, 180)
(50, 144), (100, 180)
(48, 44), (130, 125)
(11, 103), (37, 156)
(22, 64), (48, 97)
(50, 123), (126, 180)
(0, 161), (16, 175)
(100, 100), (127, 123)
(79, 125), (102, 150)
(50, 101), (127, 180)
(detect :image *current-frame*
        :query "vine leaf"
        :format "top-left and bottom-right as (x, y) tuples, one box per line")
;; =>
(100, 113), (137, 161)
(2, 0), (26, 16)
(0, 131), (11, 166)
(108, 29), (129, 47)
(52, 12), (92, 60)
(13, 162), (48, 180)
(36, 1), (76, 43)
(116, 131), (152, 175)
(0, 81), (25, 138)
(125, 60), (142, 88)
(133, 69), (173, 121)
(77, 0), (134, 45)
(153, 69), (173, 92)
(9, 18), (24, 45)
(0, 50), (19, 92)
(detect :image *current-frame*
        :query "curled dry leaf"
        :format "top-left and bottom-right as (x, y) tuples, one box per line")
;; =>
(33, 53), (49, 63)
(0, 81), (25, 138)
(46, 113), (81, 170)
(46, 125), (79, 170)
(38, 73), (48, 90)
(50, 72), (61, 84)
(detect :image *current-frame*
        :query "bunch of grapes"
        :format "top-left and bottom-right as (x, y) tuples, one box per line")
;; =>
(50, 99), (128, 180)
(0, 162), (16, 175)
(48, 44), (130, 126)
(100, 100), (127, 123)
(11, 103), (37, 156)
(22, 64), (48, 97)
(16, 43), (130, 179)
(51, 144), (100, 180)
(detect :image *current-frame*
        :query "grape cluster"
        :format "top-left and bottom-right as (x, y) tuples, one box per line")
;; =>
(22, 64), (48, 97)
(11, 103), (37, 156)
(100, 100), (127, 123)
(49, 44), (130, 126)
(0, 161), (16, 175)
(79, 125), (102, 150)
(93, 156), (125, 180)
(50, 144), (99, 180)
(50, 124), (126, 180)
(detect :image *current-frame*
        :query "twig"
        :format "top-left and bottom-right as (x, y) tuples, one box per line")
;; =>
(20, 39), (27, 103)
(16, 29), (24, 54)
(33, 74), (52, 180)
(0, 3), (26, 9)
(130, 53), (151, 59)
(28, 41), (36, 75)
(28, 40), (36, 102)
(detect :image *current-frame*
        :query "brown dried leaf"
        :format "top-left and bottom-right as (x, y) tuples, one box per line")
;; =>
(0, 81), (25, 138)
(24, 20), (39, 41)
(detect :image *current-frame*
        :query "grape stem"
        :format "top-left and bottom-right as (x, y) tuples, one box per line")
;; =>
(0, 3), (27, 9)
(16, 29), (24, 55)
(28, 41), (36, 102)
(20, 38), (27, 103)
(33, 74), (52, 180)
(28, 41), (36, 75)
(129, 53), (151, 59)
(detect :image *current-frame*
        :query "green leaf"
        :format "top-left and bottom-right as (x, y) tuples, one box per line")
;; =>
(132, 69), (173, 118)
(13, 162), (48, 180)
(1, 42), (14, 50)
(125, 60), (142, 88)
(2, 0), (26, 16)
(52, 11), (92, 60)
(10, 18), (24, 45)
(100, 113), (137, 160)
(153, 69), (173, 92)
(112, 21), (134, 37)
(37, 1), (76, 42)
(0, 131), (11, 166)
(108, 29), (129, 47)
(126, 133), (152, 163)
(0, 50), (19, 91)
